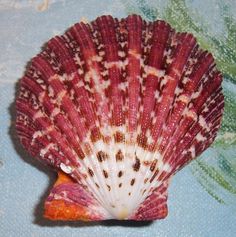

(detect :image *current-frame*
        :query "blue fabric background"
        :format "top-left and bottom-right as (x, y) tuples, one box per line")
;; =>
(0, 0), (235, 236)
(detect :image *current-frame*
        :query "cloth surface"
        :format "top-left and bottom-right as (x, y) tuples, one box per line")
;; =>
(0, 0), (235, 236)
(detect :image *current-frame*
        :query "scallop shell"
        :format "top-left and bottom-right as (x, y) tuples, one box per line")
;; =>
(16, 15), (224, 221)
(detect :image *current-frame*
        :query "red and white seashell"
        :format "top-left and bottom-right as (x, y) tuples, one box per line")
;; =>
(15, 15), (224, 221)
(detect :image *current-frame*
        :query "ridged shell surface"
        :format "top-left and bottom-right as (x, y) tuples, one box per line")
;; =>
(16, 15), (224, 221)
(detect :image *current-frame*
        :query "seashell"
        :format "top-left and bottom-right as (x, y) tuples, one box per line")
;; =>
(15, 15), (224, 221)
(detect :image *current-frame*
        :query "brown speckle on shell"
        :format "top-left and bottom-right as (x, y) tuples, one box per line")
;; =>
(114, 131), (125, 143)
(116, 150), (124, 162)
(133, 156), (141, 171)
(88, 168), (94, 177)
(97, 151), (108, 162)
(150, 170), (159, 183)
(150, 159), (157, 172)
(130, 178), (135, 186)
(118, 171), (123, 177)
(107, 185), (111, 191)
(103, 170), (108, 178)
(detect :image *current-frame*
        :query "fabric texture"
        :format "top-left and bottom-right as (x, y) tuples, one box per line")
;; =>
(0, 0), (235, 236)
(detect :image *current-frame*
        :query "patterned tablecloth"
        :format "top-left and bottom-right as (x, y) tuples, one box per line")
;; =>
(0, 0), (236, 236)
